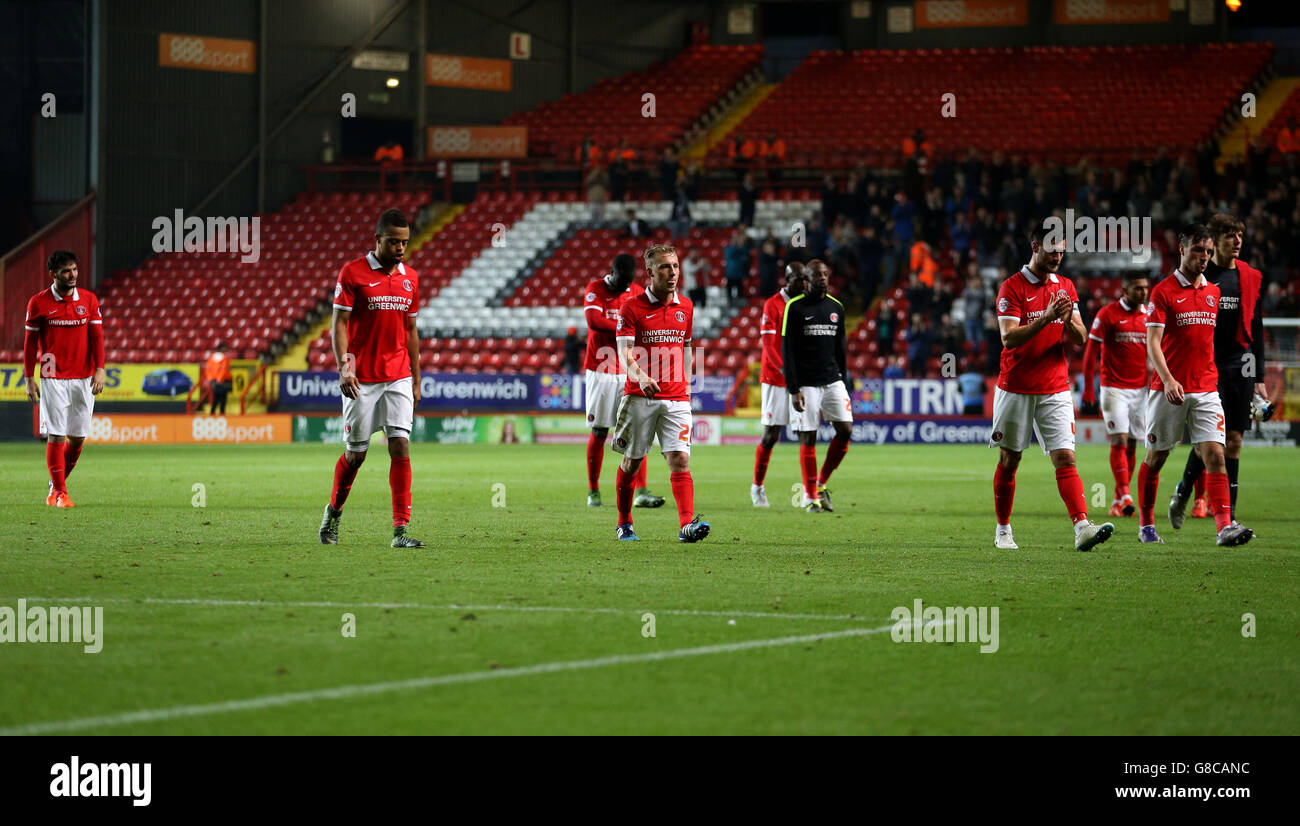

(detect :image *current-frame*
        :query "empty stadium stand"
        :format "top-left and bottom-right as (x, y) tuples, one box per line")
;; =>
(505, 44), (763, 160)
(712, 43), (1273, 169)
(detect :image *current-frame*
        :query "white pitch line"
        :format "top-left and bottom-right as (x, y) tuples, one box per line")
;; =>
(24, 595), (866, 622)
(0, 623), (900, 735)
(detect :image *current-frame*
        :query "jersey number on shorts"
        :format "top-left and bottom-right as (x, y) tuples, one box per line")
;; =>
(1217, 414), (1225, 433)
(679, 425), (691, 444)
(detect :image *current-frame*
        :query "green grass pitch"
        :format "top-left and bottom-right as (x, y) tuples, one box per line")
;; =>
(1, 441), (1296, 735)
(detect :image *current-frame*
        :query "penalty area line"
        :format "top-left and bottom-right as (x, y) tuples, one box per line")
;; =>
(0, 624), (897, 736)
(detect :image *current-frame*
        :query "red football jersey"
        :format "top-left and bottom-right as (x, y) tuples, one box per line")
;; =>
(24, 286), (103, 379)
(759, 288), (790, 386)
(1147, 270), (1220, 394)
(583, 277), (643, 374)
(616, 287), (694, 401)
(1088, 298), (1149, 389)
(332, 252), (419, 383)
(994, 267), (1078, 395)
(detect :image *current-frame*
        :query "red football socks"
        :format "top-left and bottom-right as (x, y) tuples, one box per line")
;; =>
(1055, 466), (1088, 524)
(753, 443), (773, 486)
(799, 444), (818, 499)
(63, 441), (83, 481)
(993, 463), (1016, 525)
(389, 456), (412, 527)
(586, 432), (604, 491)
(615, 466), (634, 525)
(1193, 470), (1205, 499)
(669, 470), (694, 527)
(1124, 442), (1137, 492)
(1138, 462), (1158, 526)
(1109, 443), (1129, 497)
(818, 435), (850, 485)
(46, 440), (67, 495)
(330, 453), (360, 511)
(1205, 471), (1232, 530)
(634, 459), (648, 491)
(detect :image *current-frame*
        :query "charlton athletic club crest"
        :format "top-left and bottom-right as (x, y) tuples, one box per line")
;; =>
(75, 305), (86, 315)
(402, 279), (412, 292)
(1206, 294), (1217, 308)
(997, 297), (1009, 314)
(1056, 289), (1069, 303)
(991, 431), (1002, 442)
(675, 310), (686, 323)
(830, 312), (839, 323)
(586, 292), (596, 303)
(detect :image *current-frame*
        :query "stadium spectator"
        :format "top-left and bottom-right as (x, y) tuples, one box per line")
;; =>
(681, 158), (702, 201)
(608, 141), (633, 202)
(564, 326), (583, 374)
(681, 247), (711, 307)
(201, 343), (233, 415)
(937, 314), (963, 361)
(658, 147), (679, 202)
(738, 172), (758, 227)
(929, 280), (954, 326)
(669, 183), (692, 241)
(856, 224), (884, 304)
(724, 230), (751, 302)
(950, 210), (972, 267)
(910, 240), (939, 287)
(876, 303), (896, 356)
(902, 128), (932, 160)
(821, 173), (839, 228)
(373, 140), (403, 166)
(958, 363), (986, 415)
(575, 134), (601, 167)
(761, 131), (786, 181)
(727, 132), (756, 179)
(905, 313), (931, 378)
(962, 270), (987, 351)
(758, 235), (781, 297)
(585, 165), (609, 222)
(623, 209), (650, 239)
(905, 272), (930, 318)
(890, 192), (916, 250)
(883, 355), (905, 379)
(1279, 117), (1300, 160)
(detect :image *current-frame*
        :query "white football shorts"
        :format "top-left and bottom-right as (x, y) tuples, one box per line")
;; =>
(1100, 385), (1146, 439)
(610, 395), (691, 460)
(791, 380), (852, 432)
(1145, 390), (1225, 452)
(342, 376), (414, 451)
(39, 376), (95, 438)
(989, 387), (1076, 454)
(585, 369), (623, 430)
(760, 382), (792, 427)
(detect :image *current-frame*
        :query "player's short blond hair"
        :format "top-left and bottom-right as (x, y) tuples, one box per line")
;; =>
(1207, 213), (1245, 240)
(643, 243), (677, 267)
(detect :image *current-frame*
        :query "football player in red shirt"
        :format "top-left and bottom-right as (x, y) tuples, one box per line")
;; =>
(1137, 223), (1252, 546)
(582, 253), (664, 509)
(1081, 273), (1150, 517)
(23, 250), (106, 508)
(989, 221), (1114, 552)
(610, 243), (709, 543)
(751, 261), (807, 507)
(319, 209), (426, 548)
(1171, 213), (1269, 525)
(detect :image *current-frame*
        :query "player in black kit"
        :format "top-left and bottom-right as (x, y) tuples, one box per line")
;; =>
(782, 260), (852, 513)
(1169, 213), (1268, 528)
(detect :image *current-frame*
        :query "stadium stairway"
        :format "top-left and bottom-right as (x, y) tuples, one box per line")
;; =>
(682, 82), (776, 162)
(1216, 76), (1300, 168)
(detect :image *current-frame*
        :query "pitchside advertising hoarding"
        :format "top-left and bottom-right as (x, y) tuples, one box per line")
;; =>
(0, 361), (259, 402)
(277, 371), (735, 413)
(293, 415), (534, 444)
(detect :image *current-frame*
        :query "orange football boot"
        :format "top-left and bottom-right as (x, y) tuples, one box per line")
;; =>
(1191, 497), (1209, 518)
(54, 492), (75, 508)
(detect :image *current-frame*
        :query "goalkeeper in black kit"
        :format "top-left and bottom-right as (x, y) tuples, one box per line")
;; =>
(782, 259), (853, 513)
